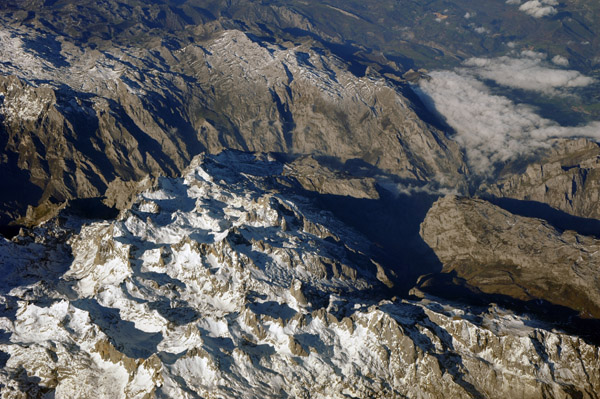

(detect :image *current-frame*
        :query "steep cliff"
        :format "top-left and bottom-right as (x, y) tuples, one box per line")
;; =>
(421, 195), (600, 319)
(1, 153), (598, 398)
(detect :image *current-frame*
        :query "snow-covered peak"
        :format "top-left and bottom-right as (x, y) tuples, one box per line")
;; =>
(181, 29), (392, 104)
(1, 152), (599, 398)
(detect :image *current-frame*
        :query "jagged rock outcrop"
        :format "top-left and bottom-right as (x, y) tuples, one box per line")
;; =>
(2, 2), (600, 397)
(0, 15), (467, 226)
(282, 155), (380, 199)
(420, 195), (600, 318)
(1, 155), (599, 398)
(480, 139), (600, 220)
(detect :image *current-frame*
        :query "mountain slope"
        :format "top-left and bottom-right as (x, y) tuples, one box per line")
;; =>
(0, 16), (466, 226)
(420, 194), (600, 319)
(1, 152), (599, 398)
(480, 139), (600, 220)
(1, 2), (600, 397)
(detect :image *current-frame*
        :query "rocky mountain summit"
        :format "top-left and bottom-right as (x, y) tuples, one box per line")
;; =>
(1, 1), (600, 398)
(0, 13), (466, 227)
(420, 195), (600, 319)
(481, 139), (600, 220)
(1, 153), (599, 398)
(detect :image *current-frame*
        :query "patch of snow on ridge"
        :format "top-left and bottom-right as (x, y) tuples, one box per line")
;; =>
(0, 152), (599, 398)
(0, 21), (153, 97)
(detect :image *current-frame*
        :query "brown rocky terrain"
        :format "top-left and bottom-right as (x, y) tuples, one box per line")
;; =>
(481, 139), (600, 220)
(1, 1), (600, 397)
(420, 195), (600, 318)
(1, 153), (599, 398)
(0, 19), (467, 227)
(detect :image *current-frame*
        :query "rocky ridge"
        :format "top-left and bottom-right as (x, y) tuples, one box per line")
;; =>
(1, 153), (599, 398)
(420, 195), (600, 319)
(0, 16), (466, 226)
(1, 2), (600, 397)
(481, 139), (600, 220)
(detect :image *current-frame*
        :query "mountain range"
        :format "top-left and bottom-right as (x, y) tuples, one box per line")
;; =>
(1, 1), (599, 398)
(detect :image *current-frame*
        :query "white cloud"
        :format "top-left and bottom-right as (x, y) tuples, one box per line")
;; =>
(473, 26), (490, 34)
(552, 55), (569, 66)
(506, 0), (521, 4)
(462, 52), (594, 94)
(415, 71), (600, 174)
(517, 0), (559, 18)
(378, 179), (459, 197)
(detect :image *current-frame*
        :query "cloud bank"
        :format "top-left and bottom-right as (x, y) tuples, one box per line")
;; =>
(378, 179), (460, 197)
(507, 0), (560, 18)
(416, 71), (600, 174)
(462, 51), (594, 94)
(551, 55), (569, 66)
(520, 0), (558, 18)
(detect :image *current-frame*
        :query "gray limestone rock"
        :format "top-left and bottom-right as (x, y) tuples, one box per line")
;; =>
(480, 139), (600, 220)
(0, 20), (467, 226)
(420, 195), (600, 318)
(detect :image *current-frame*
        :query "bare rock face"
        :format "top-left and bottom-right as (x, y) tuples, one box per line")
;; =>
(183, 30), (467, 182)
(420, 195), (600, 318)
(1, 2), (600, 398)
(0, 18), (467, 226)
(102, 176), (159, 212)
(282, 155), (380, 199)
(1, 155), (599, 398)
(480, 139), (600, 220)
